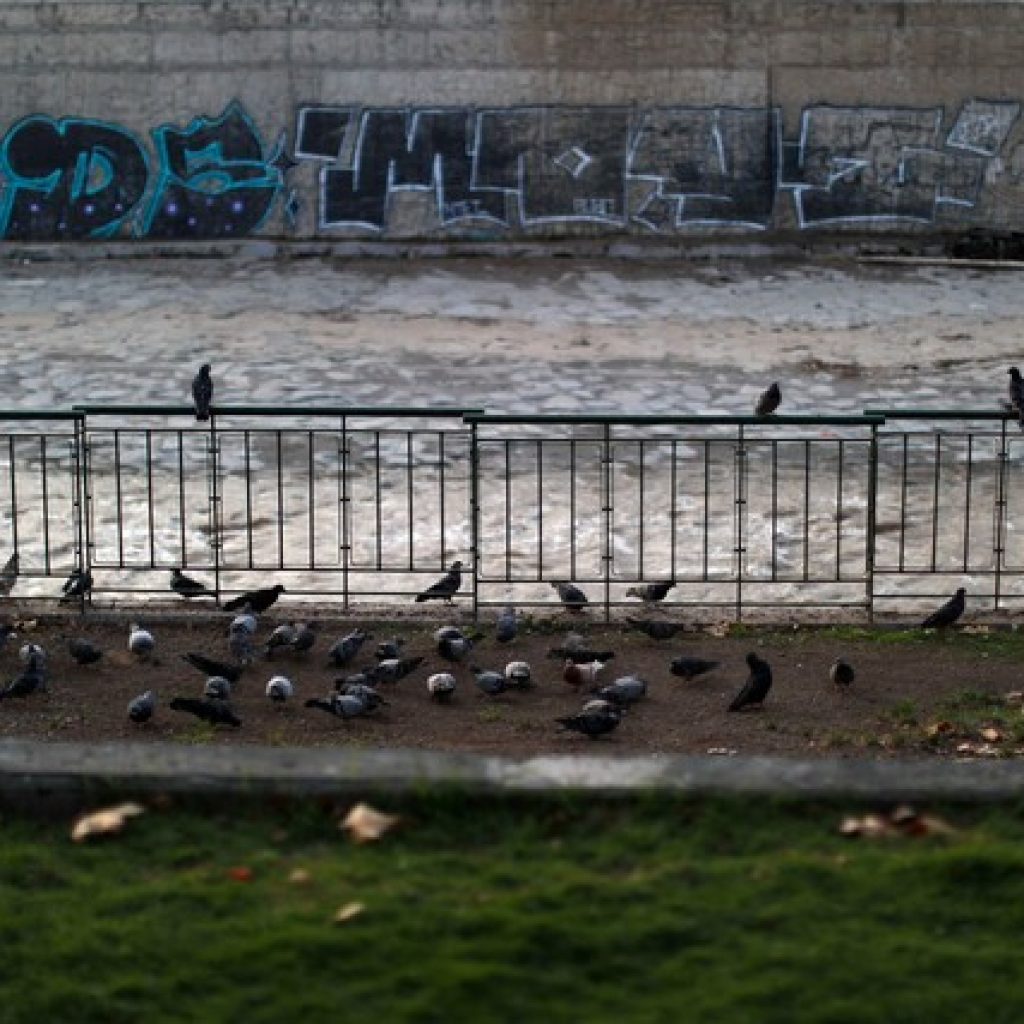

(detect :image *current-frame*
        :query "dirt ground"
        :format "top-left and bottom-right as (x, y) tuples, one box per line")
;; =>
(0, 604), (1020, 758)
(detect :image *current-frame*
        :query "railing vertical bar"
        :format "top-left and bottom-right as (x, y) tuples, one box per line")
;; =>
(504, 439), (512, 583)
(898, 433), (909, 572)
(209, 413), (221, 604)
(566, 438), (573, 583)
(930, 433), (941, 572)
(469, 419), (480, 621)
(39, 435), (50, 575)
(7, 436), (17, 561)
(113, 429), (123, 568)
(702, 440), (710, 582)
(669, 439), (678, 583)
(963, 433), (973, 573)
(74, 415), (90, 608)
(438, 430), (446, 571)
(637, 438), (645, 579)
(308, 430), (316, 572)
(735, 426), (745, 621)
(995, 418), (1008, 610)
(835, 438), (845, 581)
(405, 431), (414, 571)
(866, 422), (878, 622)
(177, 430), (186, 566)
(602, 422), (612, 621)
(244, 430), (253, 570)
(276, 430), (285, 571)
(340, 416), (350, 610)
(537, 439), (544, 582)
(803, 439), (811, 582)
(770, 441), (778, 582)
(146, 430), (155, 568)
(374, 432), (382, 570)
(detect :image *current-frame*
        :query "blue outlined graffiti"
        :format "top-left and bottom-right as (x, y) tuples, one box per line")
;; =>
(142, 102), (283, 238)
(0, 115), (148, 240)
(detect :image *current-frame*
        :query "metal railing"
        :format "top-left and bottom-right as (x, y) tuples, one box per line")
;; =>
(1, 404), (1023, 619)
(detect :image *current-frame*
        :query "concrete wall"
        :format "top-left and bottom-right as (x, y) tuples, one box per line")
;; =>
(1, 0), (1024, 247)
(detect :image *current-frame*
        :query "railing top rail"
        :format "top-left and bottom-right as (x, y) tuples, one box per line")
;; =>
(865, 408), (1014, 422)
(463, 413), (886, 426)
(73, 404), (485, 419)
(0, 408), (83, 421)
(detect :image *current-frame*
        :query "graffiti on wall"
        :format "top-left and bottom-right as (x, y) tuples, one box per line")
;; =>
(1, 99), (1023, 239)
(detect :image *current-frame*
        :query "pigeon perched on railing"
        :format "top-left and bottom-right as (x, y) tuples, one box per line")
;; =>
(625, 581), (675, 604)
(192, 363), (213, 422)
(550, 580), (588, 612)
(128, 623), (155, 659)
(127, 690), (155, 723)
(415, 561), (463, 603)
(427, 672), (457, 702)
(728, 653), (773, 712)
(495, 605), (518, 643)
(556, 702), (622, 739)
(920, 587), (966, 629)
(60, 568), (93, 604)
(170, 568), (212, 599)
(670, 656), (720, 681)
(327, 628), (369, 668)
(169, 696), (241, 726)
(625, 617), (683, 641)
(1008, 367), (1024, 430)
(266, 675), (294, 703)
(830, 658), (855, 689)
(224, 584), (285, 614)
(0, 552), (18, 597)
(182, 652), (243, 683)
(754, 381), (781, 417)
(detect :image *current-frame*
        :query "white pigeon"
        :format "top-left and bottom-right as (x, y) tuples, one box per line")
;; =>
(19, 642), (46, 668)
(504, 661), (532, 688)
(128, 623), (155, 658)
(427, 672), (457, 702)
(266, 675), (294, 703)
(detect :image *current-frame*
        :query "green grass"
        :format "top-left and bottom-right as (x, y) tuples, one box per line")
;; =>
(3, 795), (1024, 1022)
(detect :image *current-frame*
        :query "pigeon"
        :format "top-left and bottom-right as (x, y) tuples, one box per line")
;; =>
(562, 658), (606, 689)
(728, 653), (773, 712)
(327, 629), (369, 668)
(374, 655), (424, 683)
(0, 552), (18, 597)
(374, 638), (404, 660)
(192, 363), (213, 422)
(434, 625), (465, 643)
(548, 645), (615, 664)
(0, 668), (45, 700)
(127, 690), (155, 723)
(0, 622), (14, 653)
(337, 682), (387, 711)
(170, 568), (212, 599)
(1008, 367), (1024, 430)
(754, 381), (781, 417)
(472, 666), (512, 696)
(921, 588), (966, 629)
(266, 675), (294, 703)
(229, 610), (258, 636)
(265, 622), (298, 657)
(181, 652), (243, 684)
(334, 670), (378, 691)
(59, 568), (93, 604)
(223, 584), (285, 613)
(625, 581), (675, 604)
(203, 676), (232, 700)
(557, 704), (622, 739)
(550, 580), (588, 612)
(593, 675), (647, 706)
(169, 696), (240, 727)
(830, 658), (855, 689)
(292, 622), (316, 654)
(504, 661), (532, 688)
(304, 693), (369, 720)
(128, 623), (155, 658)
(69, 638), (103, 666)
(438, 633), (477, 664)
(228, 627), (255, 665)
(416, 561), (463, 603)
(19, 642), (47, 669)
(670, 656), (720, 681)
(427, 672), (457, 702)
(495, 605), (518, 643)
(625, 617), (684, 641)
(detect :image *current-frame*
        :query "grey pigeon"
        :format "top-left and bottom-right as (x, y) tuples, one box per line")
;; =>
(203, 676), (232, 700)
(229, 627), (255, 665)
(593, 675), (647, 706)
(920, 587), (966, 629)
(192, 363), (213, 421)
(266, 675), (294, 703)
(337, 682), (387, 711)
(0, 552), (18, 597)
(229, 610), (258, 636)
(438, 633), (477, 664)
(169, 696), (240, 727)
(557, 704), (622, 739)
(626, 617), (684, 641)
(415, 561), (463, 603)
(754, 381), (781, 417)
(728, 653), (773, 712)
(670, 656), (720, 681)
(830, 658), (855, 689)
(265, 622), (298, 657)
(550, 580), (588, 612)
(625, 581), (675, 604)
(182, 652), (242, 683)
(128, 623), (155, 658)
(495, 605), (518, 643)
(427, 672), (457, 702)
(292, 622), (316, 654)
(68, 638), (103, 666)
(170, 568), (212, 599)
(60, 568), (93, 604)
(374, 638), (404, 660)
(472, 666), (511, 696)
(334, 669), (378, 691)
(327, 629), (369, 668)
(374, 655), (424, 683)
(0, 668), (45, 700)
(127, 690), (155, 723)
(434, 625), (465, 643)
(305, 693), (368, 719)
(223, 584), (285, 614)
(1008, 367), (1024, 430)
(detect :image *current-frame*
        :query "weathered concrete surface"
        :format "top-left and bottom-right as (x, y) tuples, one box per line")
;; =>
(4, 740), (1024, 804)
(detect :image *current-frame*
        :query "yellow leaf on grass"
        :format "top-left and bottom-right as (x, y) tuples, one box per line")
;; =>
(340, 802), (400, 844)
(333, 901), (365, 925)
(980, 727), (1003, 743)
(71, 802), (145, 843)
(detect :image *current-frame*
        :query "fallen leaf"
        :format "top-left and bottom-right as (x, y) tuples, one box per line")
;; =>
(980, 727), (1003, 743)
(288, 868), (312, 885)
(227, 866), (253, 882)
(71, 802), (145, 843)
(926, 720), (956, 738)
(333, 901), (365, 925)
(340, 802), (400, 844)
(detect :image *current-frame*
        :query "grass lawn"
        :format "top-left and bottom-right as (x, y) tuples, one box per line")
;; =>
(2, 793), (1024, 1023)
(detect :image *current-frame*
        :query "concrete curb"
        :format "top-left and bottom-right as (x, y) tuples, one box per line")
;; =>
(3, 741), (1024, 803)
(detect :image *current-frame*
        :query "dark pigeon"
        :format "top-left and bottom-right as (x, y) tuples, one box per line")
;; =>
(830, 658), (855, 688)
(550, 580), (588, 612)
(59, 568), (93, 604)
(626, 617), (684, 641)
(472, 666), (511, 696)
(127, 690), (155, 723)
(170, 568), (212, 599)
(438, 633), (477, 664)
(374, 638), (404, 661)
(754, 381), (781, 417)
(920, 587), (966, 629)
(415, 561), (463, 603)
(547, 646), (615, 664)
(265, 622), (298, 657)
(727, 652), (773, 712)
(292, 622), (316, 654)
(182, 652), (243, 684)
(1008, 367), (1024, 430)
(169, 696), (240, 727)
(592, 675), (647, 706)
(68, 638), (103, 666)
(556, 704), (622, 739)
(625, 581), (675, 604)
(670, 656), (720, 681)
(223, 584), (285, 614)
(495, 605), (518, 643)
(0, 668), (44, 700)
(304, 694), (369, 719)
(327, 629), (369, 668)
(192, 363), (213, 422)
(203, 676), (232, 700)
(0, 552), (18, 597)
(374, 655), (424, 683)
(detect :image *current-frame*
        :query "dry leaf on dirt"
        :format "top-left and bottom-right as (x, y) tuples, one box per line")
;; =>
(839, 805), (958, 840)
(340, 802), (400, 844)
(70, 802), (145, 843)
(979, 727), (1003, 743)
(333, 901), (365, 925)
